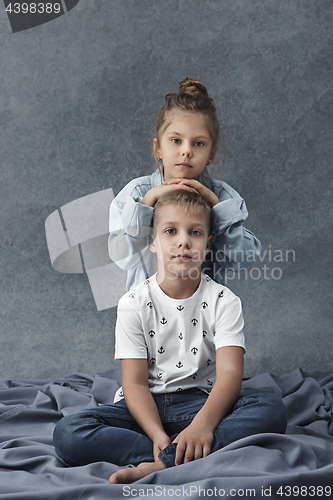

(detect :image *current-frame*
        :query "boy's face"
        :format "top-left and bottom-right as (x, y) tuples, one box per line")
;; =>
(150, 204), (213, 280)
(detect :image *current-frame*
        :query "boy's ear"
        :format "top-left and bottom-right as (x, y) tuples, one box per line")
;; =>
(149, 233), (157, 254)
(206, 234), (214, 252)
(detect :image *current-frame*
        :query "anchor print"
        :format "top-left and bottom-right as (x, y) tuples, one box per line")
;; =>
(218, 291), (224, 298)
(207, 379), (213, 386)
(149, 358), (156, 364)
(206, 358), (212, 366)
(148, 330), (155, 338)
(177, 305), (184, 311)
(144, 279), (150, 285)
(156, 373), (163, 380)
(203, 330), (207, 338)
(179, 332), (183, 340)
(160, 317), (167, 325)
(158, 346), (165, 354)
(129, 293), (135, 299)
(191, 347), (198, 355)
(191, 372), (198, 379)
(176, 361), (183, 368)
(119, 390), (124, 398)
(201, 301), (208, 309)
(176, 388), (183, 392)
(147, 301), (154, 309)
(205, 276), (212, 282)
(191, 318), (198, 326)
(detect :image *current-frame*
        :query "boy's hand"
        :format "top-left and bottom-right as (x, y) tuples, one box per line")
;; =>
(153, 433), (172, 462)
(142, 183), (200, 207)
(163, 179), (220, 207)
(172, 422), (214, 465)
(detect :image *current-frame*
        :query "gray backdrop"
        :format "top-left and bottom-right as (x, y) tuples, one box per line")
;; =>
(1, 0), (332, 380)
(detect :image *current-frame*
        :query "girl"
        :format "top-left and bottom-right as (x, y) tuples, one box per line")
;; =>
(108, 78), (261, 291)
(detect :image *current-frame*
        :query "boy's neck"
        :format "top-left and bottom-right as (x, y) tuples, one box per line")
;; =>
(156, 272), (201, 299)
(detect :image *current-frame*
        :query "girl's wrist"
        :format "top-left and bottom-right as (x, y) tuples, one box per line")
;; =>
(209, 193), (221, 207)
(141, 191), (156, 207)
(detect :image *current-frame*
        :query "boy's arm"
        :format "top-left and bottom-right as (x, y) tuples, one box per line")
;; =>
(173, 346), (244, 465)
(121, 358), (171, 461)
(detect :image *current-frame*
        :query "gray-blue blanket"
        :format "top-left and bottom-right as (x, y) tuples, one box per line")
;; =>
(0, 368), (332, 499)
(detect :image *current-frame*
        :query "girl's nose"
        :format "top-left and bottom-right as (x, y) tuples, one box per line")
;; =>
(181, 142), (192, 157)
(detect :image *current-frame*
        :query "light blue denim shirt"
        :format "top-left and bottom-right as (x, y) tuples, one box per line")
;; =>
(109, 170), (261, 291)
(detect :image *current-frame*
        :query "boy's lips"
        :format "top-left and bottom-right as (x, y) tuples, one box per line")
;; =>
(173, 254), (192, 261)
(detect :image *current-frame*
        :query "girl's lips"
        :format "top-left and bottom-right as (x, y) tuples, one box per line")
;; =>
(176, 163), (192, 168)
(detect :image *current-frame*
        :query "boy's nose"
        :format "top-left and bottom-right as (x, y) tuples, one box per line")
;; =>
(178, 231), (191, 248)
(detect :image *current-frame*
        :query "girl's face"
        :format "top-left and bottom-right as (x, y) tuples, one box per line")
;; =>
(154, 111), (216, 181)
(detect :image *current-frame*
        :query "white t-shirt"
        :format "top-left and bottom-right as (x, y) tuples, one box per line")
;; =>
(114, 273), (245, 402)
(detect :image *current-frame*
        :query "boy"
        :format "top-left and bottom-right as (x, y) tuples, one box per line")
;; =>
(53, 190), (287, 484)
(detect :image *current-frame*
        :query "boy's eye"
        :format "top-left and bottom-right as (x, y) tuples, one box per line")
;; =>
(191, 230), (202, 235)
(165, 228), (176, 234)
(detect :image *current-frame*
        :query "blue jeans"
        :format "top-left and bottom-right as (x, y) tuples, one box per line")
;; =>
(53, 390), (287, 468)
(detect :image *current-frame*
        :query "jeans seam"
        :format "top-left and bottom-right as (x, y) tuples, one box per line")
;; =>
(159, 449), (173, 467)
(222, 397), (247, 421)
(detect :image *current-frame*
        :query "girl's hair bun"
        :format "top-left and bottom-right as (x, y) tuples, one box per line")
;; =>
(179, 78), (209, 98)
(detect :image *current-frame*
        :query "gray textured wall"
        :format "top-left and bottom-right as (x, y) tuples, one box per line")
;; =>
(0, 1), (332, 380)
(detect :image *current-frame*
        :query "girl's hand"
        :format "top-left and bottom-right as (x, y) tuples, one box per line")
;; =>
(163, 179), (220, 207)
(172, 422), (214, 465)
(153, 433), (172, 462)
(141, 183), (200, 207)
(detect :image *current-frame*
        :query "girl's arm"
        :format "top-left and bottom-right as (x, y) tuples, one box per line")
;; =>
(121, 358), (171, 461)
(172, 346), (244, 465)
(108, 182), (154, 271)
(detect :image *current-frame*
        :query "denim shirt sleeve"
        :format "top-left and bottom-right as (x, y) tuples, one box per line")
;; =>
(108, 176), (155, 271)
(206, 179), (262, 272)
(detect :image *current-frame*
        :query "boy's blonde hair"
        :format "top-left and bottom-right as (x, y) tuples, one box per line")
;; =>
(152, 190), (212, 234)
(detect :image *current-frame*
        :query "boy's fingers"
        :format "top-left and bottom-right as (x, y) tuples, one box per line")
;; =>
(183, 443), (195, 464)
(174, 442), (185, 466)
(203, 443), (211, 458)
(194, 444), (204, 461)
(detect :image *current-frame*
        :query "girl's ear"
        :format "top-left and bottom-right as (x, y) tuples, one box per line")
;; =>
(153, 138), (160, 159)
(207, 146), (217, 166)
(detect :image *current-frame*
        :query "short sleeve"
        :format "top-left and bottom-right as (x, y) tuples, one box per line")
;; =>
(214, 289), (246, 352)
(114, 296), (148, 359)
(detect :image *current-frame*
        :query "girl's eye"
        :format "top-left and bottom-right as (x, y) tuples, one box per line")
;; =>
(171, 138), (181, 144)
(194, 141), (204, 147)
(165, 228), (176, 234)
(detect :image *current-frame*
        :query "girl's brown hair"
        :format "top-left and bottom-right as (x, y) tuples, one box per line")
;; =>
(154, 78), (226, 176)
